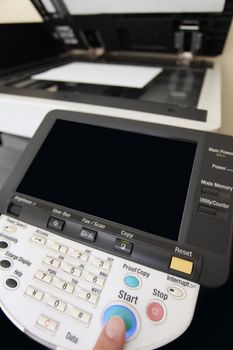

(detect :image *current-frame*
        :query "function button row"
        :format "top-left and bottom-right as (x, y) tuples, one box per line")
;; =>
(35, 270), (53, 284)
(70, 249), (89, 262)
(43, 256), (61, 269)
(84, 271), (105, 287)
(31, 235), (47, 245)
(91, 257), (111, 271)
(25, 286), (44, 301)
(56, 279), (74, 294)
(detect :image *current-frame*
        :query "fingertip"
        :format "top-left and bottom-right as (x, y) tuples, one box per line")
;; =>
(105, 316), (126, 339)
(93, 316), (126, 350)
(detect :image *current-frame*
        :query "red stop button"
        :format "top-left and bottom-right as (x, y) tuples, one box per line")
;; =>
(147, 302), (165, 322)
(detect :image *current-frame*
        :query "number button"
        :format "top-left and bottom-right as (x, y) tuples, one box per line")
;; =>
(51, 242), (68, 254)
(63, 263), (82, 277)
(25, 286), (44, 301)
(70, 250), (89, 262)
(92, 258), (111, 271)
(56, 279), (74, 294)
(79, 289), (98, 305)
(47, 295), (67, 312)
(84, 271), (105, 287)
(43, 256), (61, 269)
(70, 307), (92, 325)
(35, 270), (53, 284)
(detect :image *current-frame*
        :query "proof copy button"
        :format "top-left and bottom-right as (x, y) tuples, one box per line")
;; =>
(124, 275), (141, 289)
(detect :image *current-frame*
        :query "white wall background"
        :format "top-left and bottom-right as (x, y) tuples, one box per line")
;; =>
(0, 0), (42, 23)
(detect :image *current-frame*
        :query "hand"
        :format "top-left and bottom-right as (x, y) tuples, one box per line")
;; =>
(93, 317), (126, 350)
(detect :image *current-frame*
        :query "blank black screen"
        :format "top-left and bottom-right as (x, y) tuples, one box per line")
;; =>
(17, 120), (196, 240)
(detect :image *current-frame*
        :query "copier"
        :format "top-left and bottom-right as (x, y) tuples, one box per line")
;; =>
(0, 2), (233, 350)
(0, 0), (232, 138)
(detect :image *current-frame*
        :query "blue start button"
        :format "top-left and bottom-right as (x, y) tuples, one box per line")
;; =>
(102, 304), (137, 340)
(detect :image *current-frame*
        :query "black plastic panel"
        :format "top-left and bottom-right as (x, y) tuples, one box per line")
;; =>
(0, 23), (65, 71)
(30, 0), (233, 55)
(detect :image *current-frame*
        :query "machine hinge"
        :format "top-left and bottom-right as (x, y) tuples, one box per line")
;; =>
(175, 22), (203, 66)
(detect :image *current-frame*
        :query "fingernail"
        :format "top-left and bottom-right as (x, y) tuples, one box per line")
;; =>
(105, 317), (125, 339)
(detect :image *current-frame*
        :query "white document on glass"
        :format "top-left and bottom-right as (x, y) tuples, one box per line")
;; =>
(64, 0), (225, 15)
(32, 62), (163, 89)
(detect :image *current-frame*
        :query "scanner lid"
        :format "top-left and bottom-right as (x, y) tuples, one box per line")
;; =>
(31, 0), (233, 56)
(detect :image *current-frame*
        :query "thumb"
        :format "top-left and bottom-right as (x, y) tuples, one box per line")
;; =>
(93, 317), (126, 350)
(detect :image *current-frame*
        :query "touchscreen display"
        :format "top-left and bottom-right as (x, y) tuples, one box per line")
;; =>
(17, 120), (196, 241)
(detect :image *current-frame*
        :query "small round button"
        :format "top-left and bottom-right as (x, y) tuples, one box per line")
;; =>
(167, 285), (185, 299)
(5, 277), (19, 289)
(147, 301), (166, 323)
(0, 259), (12, 269)
(102, 304), (138, 340)
(124, 275), (141, 289)
(0, 241), (9, 249)
(4, 225), (16, 234)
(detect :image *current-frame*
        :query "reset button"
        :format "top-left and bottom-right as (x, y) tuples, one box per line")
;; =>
(170, 256), (193, 275)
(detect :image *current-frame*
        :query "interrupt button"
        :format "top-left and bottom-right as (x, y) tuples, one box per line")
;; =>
(170, 256), (193, 275)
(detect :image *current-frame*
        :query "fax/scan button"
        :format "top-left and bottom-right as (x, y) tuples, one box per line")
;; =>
(170, 256), (193, 275)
